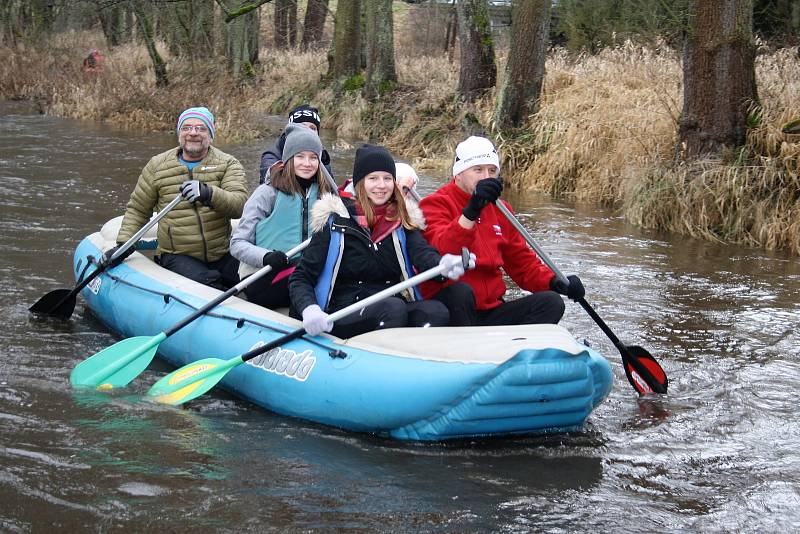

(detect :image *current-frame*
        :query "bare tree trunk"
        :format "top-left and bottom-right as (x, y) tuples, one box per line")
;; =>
(287, 0), (297, 46)
(190, 0), (216, 57)
(301, 0), (328, 49)
(275, 0), (288, 48)
(328, 0), (361, 81)
(456, 0), (496, 102)
(1, 0), (55, 44)
(131, 0), (168, 88)
(247, 4), (260, 65)
(678, 0), (757, 160)
(98, 3), (126, 47)
(364, 0), (396, 98)
(493, 0), (550, 130)
(444, 0), (457, 55)
(274, 0), (297, 48)
(228, 13), (246, 77)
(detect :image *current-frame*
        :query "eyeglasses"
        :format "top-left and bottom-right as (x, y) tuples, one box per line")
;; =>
(180, 125), (208, 134)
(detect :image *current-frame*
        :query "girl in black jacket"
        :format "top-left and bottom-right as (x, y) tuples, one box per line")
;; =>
(289, 144), (469, 338)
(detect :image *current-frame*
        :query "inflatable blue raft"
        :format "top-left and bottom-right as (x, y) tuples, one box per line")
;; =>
(72, 218), (613, 441)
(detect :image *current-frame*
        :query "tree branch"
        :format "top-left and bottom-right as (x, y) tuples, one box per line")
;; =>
(216, 0), (273, 23)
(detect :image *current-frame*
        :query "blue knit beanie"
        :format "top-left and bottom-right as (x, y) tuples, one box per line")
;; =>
(177, 107), (215, 138)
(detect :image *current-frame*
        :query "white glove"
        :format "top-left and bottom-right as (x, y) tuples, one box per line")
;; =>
(439, 252), (475, 281)
(301, 304), (333, 336)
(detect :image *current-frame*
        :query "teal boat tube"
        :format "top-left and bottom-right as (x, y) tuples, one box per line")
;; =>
(71, 218), (613, 441)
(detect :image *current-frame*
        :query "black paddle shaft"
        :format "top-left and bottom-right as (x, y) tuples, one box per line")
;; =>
(55, 264), (105, 308)
(240, 328), (308, 364)
(576, 297), (667, 394)
(492, 198), (668, 395)
(164, 287), (241, 337)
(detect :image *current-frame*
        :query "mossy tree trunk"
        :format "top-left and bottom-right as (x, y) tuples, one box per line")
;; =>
(364, 0), (396, 99)
(456, 0), (496, 102)
(493, 0), (550, 130)
(678, 0), (758, 160)
(131, 0), (168, 88)
(301, 0), (328, 49)
(328, 0), (361, 83)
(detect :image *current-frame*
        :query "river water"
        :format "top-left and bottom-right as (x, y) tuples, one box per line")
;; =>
(1, 100), (799, 532)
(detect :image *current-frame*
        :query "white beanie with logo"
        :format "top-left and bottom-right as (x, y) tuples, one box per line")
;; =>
(452, 136), (500, 177)
(394, 162), (419, 187)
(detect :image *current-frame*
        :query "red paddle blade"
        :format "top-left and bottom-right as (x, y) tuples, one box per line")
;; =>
(623, 345), (668, 396)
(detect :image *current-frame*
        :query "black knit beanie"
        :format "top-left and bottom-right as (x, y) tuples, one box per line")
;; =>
(352, 144), (396, 187)
(288, 104), (321, 130)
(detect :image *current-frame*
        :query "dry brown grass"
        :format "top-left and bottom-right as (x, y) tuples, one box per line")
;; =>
(2, 30), (799, 254)
(510, 42), (800, 254)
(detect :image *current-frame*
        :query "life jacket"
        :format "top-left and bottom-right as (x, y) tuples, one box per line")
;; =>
(254, 183), (318, 259)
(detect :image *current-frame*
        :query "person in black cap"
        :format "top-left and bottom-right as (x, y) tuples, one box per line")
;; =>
(288, 144), (474, 338)
(259, 104), (334, 184)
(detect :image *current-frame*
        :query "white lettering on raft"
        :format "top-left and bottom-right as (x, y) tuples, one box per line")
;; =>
(88, 277), (101, 294)
(245, 342), (316, 382)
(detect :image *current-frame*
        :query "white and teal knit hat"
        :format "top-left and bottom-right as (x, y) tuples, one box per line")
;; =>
(177, 107), (215, 138)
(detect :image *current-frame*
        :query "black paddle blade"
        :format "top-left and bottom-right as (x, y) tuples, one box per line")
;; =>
(29, 289), (77, 320)
(622, 345), (668, 396)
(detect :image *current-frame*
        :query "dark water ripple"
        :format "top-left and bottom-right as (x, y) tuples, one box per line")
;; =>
(1, 100), (799, 531)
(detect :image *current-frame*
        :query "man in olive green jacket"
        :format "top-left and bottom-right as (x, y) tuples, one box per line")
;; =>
(115, 107), (248, 290)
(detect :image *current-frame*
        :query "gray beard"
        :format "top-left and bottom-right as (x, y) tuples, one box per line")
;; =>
(182, 140), (209, 160)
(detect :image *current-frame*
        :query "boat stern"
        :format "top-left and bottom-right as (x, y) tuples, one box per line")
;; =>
(389, 346), (613, 441)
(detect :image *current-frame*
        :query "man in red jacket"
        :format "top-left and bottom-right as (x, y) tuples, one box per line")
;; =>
(420, 136), (585, 326)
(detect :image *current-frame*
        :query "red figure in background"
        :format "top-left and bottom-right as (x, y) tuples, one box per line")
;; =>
(82, 49), (104, 74)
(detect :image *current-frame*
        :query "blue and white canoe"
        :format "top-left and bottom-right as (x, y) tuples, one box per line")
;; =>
(72, 217), (613, 441)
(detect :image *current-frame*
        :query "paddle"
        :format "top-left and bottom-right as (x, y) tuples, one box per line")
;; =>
(494, 199), (668, 395)
(29, 195), (183, 320)
(70, 238), (312, 390)
(146, 249), (471, 405)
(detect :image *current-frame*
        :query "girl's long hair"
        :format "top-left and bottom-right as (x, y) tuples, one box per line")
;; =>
(271, 155), (333, 196)
(354, 179), (419, 230)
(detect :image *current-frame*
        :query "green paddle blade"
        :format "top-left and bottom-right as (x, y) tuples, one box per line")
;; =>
(147, 356), (243, 406)
(70, 333), (166, 389)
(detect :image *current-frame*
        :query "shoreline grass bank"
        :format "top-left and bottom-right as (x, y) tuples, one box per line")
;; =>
(2, 31), (798, 255)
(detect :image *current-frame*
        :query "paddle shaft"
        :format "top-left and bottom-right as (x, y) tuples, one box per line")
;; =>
(49, 195), (183, 312)
(493, 200), (667, 394)
(163, 238), (311, 336)
(234, 261), (451, 364)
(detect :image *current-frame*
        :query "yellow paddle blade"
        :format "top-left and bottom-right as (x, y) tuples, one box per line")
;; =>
(147, 356), (242, 405)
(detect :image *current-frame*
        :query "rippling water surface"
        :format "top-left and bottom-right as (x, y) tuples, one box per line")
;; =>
(1, 101), (799, 532)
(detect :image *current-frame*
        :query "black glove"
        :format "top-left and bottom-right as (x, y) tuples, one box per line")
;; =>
(102, 243), (134, 268)
(180, 180), (212, 205)
(262, 250), (289, 271)
(462, 178), (503, 221)
(321, 149), (331, 167)
(550, 274), (586, 302)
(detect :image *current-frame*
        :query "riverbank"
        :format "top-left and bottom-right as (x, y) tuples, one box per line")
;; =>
(1, 31), (798, 254)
